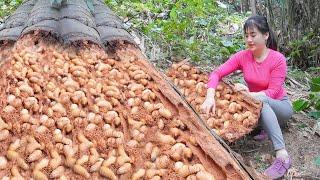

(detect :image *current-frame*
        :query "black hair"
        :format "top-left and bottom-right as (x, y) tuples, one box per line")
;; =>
(243, 15), (277, 51)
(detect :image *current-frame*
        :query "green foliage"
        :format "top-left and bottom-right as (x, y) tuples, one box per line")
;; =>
(1, 0), (247, 64)
(288, 32), (320, 69)
(50, 0), (64, 8)
(309, 111), (320, 120)
(310, 77), (320, 92)
(293, 77), (320, 120)
(288, 33), (319, 60)
(315, 156), (320, 166)
(50, 0), (63, 4)
(297, 123), (308, 129)
(292, 99), (309, 112)
(86, 0), (95, 13)
(105, 0), (247, 64)
(0, 0), (22, 18)
(287, 68), (307, 83)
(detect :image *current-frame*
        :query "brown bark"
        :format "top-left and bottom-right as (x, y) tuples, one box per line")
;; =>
(250, 0), (257, 14)
(241, 0), (250, 13)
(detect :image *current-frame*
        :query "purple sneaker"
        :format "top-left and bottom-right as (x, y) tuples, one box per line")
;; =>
(264, 157), (292, 179)
(253, 130), (268, 141)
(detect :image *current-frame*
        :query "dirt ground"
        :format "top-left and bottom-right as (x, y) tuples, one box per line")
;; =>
(232, 113), (320, 179)
(230, 90), (320, 179)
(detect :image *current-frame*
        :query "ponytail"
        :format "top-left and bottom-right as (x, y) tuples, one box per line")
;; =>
(267, 30), (277, 51)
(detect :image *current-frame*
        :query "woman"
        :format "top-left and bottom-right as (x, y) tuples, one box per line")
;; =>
(201, 15), (293, 179)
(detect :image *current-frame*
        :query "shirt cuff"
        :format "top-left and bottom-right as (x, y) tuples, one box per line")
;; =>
(207, 73), (219, 88)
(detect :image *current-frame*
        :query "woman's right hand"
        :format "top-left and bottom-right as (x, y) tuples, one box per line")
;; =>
(200, 97), (216, 115)
(200, 88), (216, 115)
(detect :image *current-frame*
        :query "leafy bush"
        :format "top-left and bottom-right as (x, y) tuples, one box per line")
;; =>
(293, 77), (320, 120)
(105, 0), (247, 64)
(0, 0), (22, 18)
(1, 1), (247, 65)
(287, 32), (320, 70)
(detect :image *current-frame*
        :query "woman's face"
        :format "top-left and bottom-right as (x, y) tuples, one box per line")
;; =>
(245, 26), (269, 52)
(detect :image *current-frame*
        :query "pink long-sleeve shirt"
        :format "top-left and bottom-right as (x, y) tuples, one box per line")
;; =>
(208, 49), (287, 100)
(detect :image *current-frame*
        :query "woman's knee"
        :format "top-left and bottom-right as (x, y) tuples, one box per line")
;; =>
(277, 103), (294, 123)
(285, 108), (294, 121)
(279, 111), (293, 129)
(288, 105), (294, 119)
(255, 95), (270, 104)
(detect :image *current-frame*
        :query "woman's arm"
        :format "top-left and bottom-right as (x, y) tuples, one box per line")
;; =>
(203, 51), (244, 115)
(207, 51), (243, 88)
(261, 57), (287, 98)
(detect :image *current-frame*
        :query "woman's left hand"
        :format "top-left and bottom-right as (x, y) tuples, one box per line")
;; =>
(234, 83), (249, 92)
(248, 91), (266, 99)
